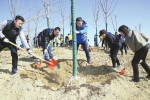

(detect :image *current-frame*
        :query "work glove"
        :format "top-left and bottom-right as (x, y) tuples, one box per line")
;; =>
(75, 30), (80, 34)
(44, 49), (48, 55)
(3, 38), (9, 43)
(27, 49), (32, 55)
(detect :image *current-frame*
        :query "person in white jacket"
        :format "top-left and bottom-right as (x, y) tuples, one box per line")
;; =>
(54, 35), (60, 47)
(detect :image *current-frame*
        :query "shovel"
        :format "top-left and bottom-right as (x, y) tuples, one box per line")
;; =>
(119, 68), (125, 75)
(8, 41), (58, 70)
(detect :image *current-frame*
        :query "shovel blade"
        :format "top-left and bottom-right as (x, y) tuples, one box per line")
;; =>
(119, 68), (125, 75)
(48, 65), (55, 70)
(44, 59), (58, 70)
(51, 59), (58, 66)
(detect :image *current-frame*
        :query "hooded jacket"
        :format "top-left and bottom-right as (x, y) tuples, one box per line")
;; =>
(125, 30), (148, 52)
(76, 21), (88, 43)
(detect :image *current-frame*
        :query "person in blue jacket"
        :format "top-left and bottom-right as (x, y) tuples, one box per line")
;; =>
(99, 29), (122, 71)
(75, 17), (91, 64)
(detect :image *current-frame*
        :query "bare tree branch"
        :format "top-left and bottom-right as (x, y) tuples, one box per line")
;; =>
(107, 0), (118, 17)
(25, 13), (46, 23)
(139, 23), (141, 32)
(7, 0), (20, 19)
(97, 0), (118, 31)
(42, 0), (60, 27)
(111, 16), (115, 31)
(107, 0), (114, 12)
(92, 0), (100, 29)
(111, 14), (117, 32)
(115, 14), (117, 32)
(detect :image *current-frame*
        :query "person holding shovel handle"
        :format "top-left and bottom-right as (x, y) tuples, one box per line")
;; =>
(0, 15), (32, 74)
(99, 29), (122, 71)
(118, 25), (150, 82)
(38, 27), (61, 61)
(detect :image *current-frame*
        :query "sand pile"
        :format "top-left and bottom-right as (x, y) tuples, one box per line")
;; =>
(0, 47), (150, 100)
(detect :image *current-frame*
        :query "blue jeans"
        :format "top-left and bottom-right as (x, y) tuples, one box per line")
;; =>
(69, 40), (72, 46)
(42, 44), (53, 60)
(77, 40), (90, 60)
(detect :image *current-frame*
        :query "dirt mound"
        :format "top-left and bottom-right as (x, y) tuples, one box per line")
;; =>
(0, 47), (150, 100)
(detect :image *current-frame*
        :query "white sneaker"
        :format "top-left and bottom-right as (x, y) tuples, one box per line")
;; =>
(111, 67), (118, 72)
(117, 65), (122, 68)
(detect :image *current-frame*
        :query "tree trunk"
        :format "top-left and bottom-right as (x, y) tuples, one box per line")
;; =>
(47, 17), (50, 28)
(71, 0), (77, 76)
(96, 27), (98, 46)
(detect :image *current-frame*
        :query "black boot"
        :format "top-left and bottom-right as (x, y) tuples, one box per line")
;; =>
(140, 62), (150, 78)
(132, 63), (140, 82)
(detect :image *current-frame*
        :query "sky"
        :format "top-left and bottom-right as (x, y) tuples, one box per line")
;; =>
(0, 0), (150, 46)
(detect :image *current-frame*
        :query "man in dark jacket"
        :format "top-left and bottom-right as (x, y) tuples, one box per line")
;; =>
(100, 29), (122, 71)
(38, 27), (60, 61)
(118, 25), (150, 82)
(75, 17), (91, 64)
(0, 15), (32, 73)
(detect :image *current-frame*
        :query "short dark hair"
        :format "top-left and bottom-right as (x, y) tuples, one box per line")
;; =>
(115, 32), (118, 35)
(15, 15), (25, 22)
(76, 17), (82, 21)
(99, 29), (106, 36)
(118, 25), (130, 36)
(54, 27), (61, 31)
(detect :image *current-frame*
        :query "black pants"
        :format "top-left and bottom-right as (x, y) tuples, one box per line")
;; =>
(120, 43), (127, 54)
(0, 41), (18, 70)
(132, 44), (150, 81)
(60, 43), (63, 47)
(110, 43), (122, 68)
(77, 40), (90, 60)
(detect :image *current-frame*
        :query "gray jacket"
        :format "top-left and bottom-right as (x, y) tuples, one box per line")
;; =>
(0, 20), (29, 49)
(125, 30), (148, 52)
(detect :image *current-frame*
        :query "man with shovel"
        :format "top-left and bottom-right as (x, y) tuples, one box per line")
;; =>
(38, 27), (61, 61)
(0, 15), (32, 73)
(118, 25), (150, 82)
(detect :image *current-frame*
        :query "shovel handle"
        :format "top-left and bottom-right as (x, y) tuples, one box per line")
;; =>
(8, 41), (46, 62)
(8, 41), (25, 51)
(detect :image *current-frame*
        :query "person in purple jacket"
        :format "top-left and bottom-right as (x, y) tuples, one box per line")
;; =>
(75, 17), (91, 64)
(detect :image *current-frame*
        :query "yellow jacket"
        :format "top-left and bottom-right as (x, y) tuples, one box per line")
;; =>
(68, 34), (72, 41)
(60, 36), (63, 43)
